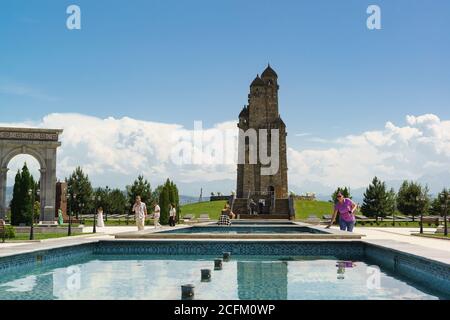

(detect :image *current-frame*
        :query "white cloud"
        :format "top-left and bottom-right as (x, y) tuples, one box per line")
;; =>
(2, 113), (238, 189)
(2, 113), (450, 195)
(289, 113), (450, 192)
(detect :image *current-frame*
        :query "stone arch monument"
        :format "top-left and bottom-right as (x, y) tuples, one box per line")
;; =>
(0, 127), (63, 223)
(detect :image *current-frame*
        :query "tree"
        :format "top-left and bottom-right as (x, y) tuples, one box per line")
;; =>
(430, 188), (450, 217)
(158, 180), (171, 225)
(66, 166), (93, 218)
(361, 177), (395, 222)
(157, 179), (181, 225)
(331, 187), (351, 203)
(93, 186), (111, 214)
(396, 181), (430, 221)
(10, 163), (35, 226)
(386, 188), (397, 217)
(127, 175), (152, 213)
(109, 189), (128, 215)
(169, 180), (181, 222)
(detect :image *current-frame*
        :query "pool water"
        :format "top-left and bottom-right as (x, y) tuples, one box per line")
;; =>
(228, 221), (297, 225)
(159, 226), (327, 234)
(0, 254), (446, 300)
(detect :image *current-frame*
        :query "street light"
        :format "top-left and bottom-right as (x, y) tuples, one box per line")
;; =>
(28, 188), (34, 240)
(66, 193), (75, 236)
(92, 195), (101, 233)
(392, 198), (396, 227)
(440, 194), (449, 237)
(80, 202), (84, 221)
(416, 195), (426, 234)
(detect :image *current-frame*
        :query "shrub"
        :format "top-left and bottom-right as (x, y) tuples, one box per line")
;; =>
(3, 225), (16, 239)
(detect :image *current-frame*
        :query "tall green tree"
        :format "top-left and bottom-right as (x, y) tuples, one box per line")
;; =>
(331, 187), (351, 203)
(170, 181), (181, 222)
(396, 181), (430, 221)
(65, 166), (93, 217)
(127, 175), (152, 213)
(361, 177), (395, 221)
(158, 180), (171, 225)
(93, 186), (111, 214)
(109, 189), (128, 215)
(10, 163), (35, 226)
(386, 187), (397, 217)
(429, 188), (450, 217)
(155, 179), (181, 225)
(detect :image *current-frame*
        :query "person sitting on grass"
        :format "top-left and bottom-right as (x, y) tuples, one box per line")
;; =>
(223, 202), (235, 219)
(217, 211), (231, 226)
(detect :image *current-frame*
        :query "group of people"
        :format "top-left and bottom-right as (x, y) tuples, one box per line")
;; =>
(132, 196), (178, 231)
(92, 195), (177, 231)
(93, 192), (357, 232)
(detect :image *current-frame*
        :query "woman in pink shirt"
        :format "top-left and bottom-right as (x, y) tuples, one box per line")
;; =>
(327, 192), (357, 232)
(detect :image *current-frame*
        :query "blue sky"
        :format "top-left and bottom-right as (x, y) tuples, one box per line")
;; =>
(1, 0), (450, 196)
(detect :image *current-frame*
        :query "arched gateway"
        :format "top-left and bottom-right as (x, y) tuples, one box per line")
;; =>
(0, 127), (62, 223)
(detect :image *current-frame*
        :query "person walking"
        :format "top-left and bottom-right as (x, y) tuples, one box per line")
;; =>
(327, 192), (357, 232)
(169, 203), (176, 227)
(132, 196), (147, 231)
(97, 206), (105, 228)
(153, 201), (161, 228)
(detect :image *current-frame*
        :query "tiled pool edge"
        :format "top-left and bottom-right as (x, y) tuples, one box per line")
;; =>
(0, 239), (449, 298)
(364, 242), (450, 297)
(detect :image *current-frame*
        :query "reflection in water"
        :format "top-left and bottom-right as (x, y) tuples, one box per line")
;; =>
(0, 272), (55, 300)
(237, 261), (288, 300)
(0, 256), (443, 300)
(336, 261), (356, 280)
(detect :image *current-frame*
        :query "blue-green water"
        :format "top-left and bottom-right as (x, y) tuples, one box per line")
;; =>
(0, 255), (445, 300)
(159, 226), (327, 234)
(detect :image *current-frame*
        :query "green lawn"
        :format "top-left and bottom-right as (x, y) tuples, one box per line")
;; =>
(411, 233), (450, 239)
(294, 200), (334, 220)
(11, 233), (85, 241)
(179, 199), (334, 221)
(356, 221), (439, 228)
(180, 200), (227, 220)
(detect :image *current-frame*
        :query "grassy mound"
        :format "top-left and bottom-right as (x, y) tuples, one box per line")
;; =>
(180, 199), (334, 221)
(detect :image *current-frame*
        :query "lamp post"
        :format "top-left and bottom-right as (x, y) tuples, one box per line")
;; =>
(441, 194), (449, 237)
(28, 188), (34, 240)
(80, 202), (84, 225)
(93, 195), (96, 234)
(416, 195), (426, 234)
(66, 193), (75, 236)
(92, 195), (101, 233)
(392, 198), (396, 227)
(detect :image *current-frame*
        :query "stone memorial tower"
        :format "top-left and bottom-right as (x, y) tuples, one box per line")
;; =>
(234, 65), (291, 218)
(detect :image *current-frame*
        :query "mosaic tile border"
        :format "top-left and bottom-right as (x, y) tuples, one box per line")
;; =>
(364, 243), (450, 297)
(94, 240), (365, 257)
(0, 243), (95, 273)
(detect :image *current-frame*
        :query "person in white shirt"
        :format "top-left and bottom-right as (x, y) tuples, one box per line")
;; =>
(169, 203), (176, 227)
(132, 196), (147, 231)
(97, 206), (105, 228)
(153, 202), (161, 228)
